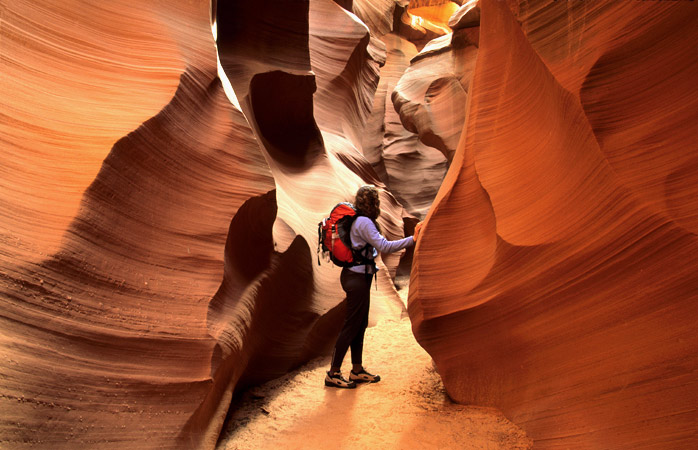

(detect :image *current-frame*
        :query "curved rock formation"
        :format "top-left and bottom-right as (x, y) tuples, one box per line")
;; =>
(2, 65), (275, 448)
(2, 0), (413, 448)
(409, 0), (698, 448)
(0, 0), (188, 260)
(362, 32), (448, 222)
(358, 1), (453, 221)
(2, 1), (238, 447)
(392, 18), (478, 164)
(8, 0), (692, 447)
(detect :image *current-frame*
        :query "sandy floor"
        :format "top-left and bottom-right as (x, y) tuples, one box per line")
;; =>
(216, 313), (532, 450)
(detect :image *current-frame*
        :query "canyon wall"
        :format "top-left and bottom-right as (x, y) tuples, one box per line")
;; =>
(1, 0), (417, 448)
(409, 0), (698, 448)
(4, 0), (696, 448)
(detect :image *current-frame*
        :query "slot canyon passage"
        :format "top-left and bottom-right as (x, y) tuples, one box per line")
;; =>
(1, 0), (697, 448)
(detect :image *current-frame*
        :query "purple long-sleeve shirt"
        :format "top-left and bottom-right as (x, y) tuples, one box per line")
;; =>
(348, 216), (414, 274)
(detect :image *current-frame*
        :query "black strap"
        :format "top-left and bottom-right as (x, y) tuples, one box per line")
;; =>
(317, 222), (323, 266)
(352, 243), (375, 266)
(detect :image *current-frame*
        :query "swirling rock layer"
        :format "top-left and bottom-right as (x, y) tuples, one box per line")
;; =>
(6, 0), (695, 448)
(2, 0), (413, 448)
(362, 33), (448, 221)
(2, 65), (275, 448)
(409, 0), (698, 448)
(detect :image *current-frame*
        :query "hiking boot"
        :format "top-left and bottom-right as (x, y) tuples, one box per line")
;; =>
(349, 368), (381, 383)
(325, 371), (356, 389)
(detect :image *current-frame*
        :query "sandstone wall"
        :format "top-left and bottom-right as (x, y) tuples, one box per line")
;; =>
(409, 0), (698, 447)
(1, 0), (412, 447)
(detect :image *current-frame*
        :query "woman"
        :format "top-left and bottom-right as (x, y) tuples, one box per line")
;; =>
(325, 185), (422, 389)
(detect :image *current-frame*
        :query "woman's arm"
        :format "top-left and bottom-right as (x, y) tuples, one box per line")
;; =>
(353, 216), (414, 253)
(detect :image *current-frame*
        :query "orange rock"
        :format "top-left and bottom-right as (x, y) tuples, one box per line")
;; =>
(392, 26), (478, 163)
(362, 32), (449, 221)
(410, 0), (698, 447)
(1, 0), (411, 448)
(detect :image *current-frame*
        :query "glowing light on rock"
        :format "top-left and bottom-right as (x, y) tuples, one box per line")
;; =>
(406, 0), (460, 34)
(411, 13), (424, 28)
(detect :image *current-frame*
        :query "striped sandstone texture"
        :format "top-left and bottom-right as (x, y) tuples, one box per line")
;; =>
(409, 0), (698, 448)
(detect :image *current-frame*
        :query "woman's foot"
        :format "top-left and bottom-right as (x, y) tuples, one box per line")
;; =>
(325, 371), (357, 389)
(349, 368), (381, 383)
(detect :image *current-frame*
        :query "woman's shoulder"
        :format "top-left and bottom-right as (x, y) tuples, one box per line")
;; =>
(353, 215), (374, 227)
(351, 215), (376, 234)
(355, 215), (381, 238)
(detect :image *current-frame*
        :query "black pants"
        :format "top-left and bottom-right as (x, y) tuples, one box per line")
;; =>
(331, 268), (373, 368)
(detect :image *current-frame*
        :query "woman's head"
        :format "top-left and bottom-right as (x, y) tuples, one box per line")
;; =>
(354, 185), (380, 219)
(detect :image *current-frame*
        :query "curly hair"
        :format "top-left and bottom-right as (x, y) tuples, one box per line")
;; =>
(354, 185), (381, 220)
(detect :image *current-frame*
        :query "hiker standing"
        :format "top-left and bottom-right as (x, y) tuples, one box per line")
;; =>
(325, 185), (422, 389)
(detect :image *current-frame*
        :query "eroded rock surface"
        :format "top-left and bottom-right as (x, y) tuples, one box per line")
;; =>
(4, 0), (695, 448)
(2, 1), (256, 447)
(392, 17), (479, 164)
(2, 64), (275, 447)
(360, 1), (453, 221)
(409, 0), (698, 448)
(2, 0), (413, 448)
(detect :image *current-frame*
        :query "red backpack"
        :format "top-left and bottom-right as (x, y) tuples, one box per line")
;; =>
(317, 203), (372, 267)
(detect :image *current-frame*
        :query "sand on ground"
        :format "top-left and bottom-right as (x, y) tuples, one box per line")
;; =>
(216, 311), (532, 450)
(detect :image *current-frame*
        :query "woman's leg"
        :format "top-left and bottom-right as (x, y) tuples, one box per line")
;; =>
(349, 275), (372, 370)
(330, 269), (371, 372)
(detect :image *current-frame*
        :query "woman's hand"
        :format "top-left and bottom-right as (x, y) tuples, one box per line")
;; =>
(413, 221), (423, 242)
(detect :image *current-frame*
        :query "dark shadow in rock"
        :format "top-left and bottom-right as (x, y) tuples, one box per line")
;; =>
(250, 71), (325, 170)
(214, 0), (310, 70)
